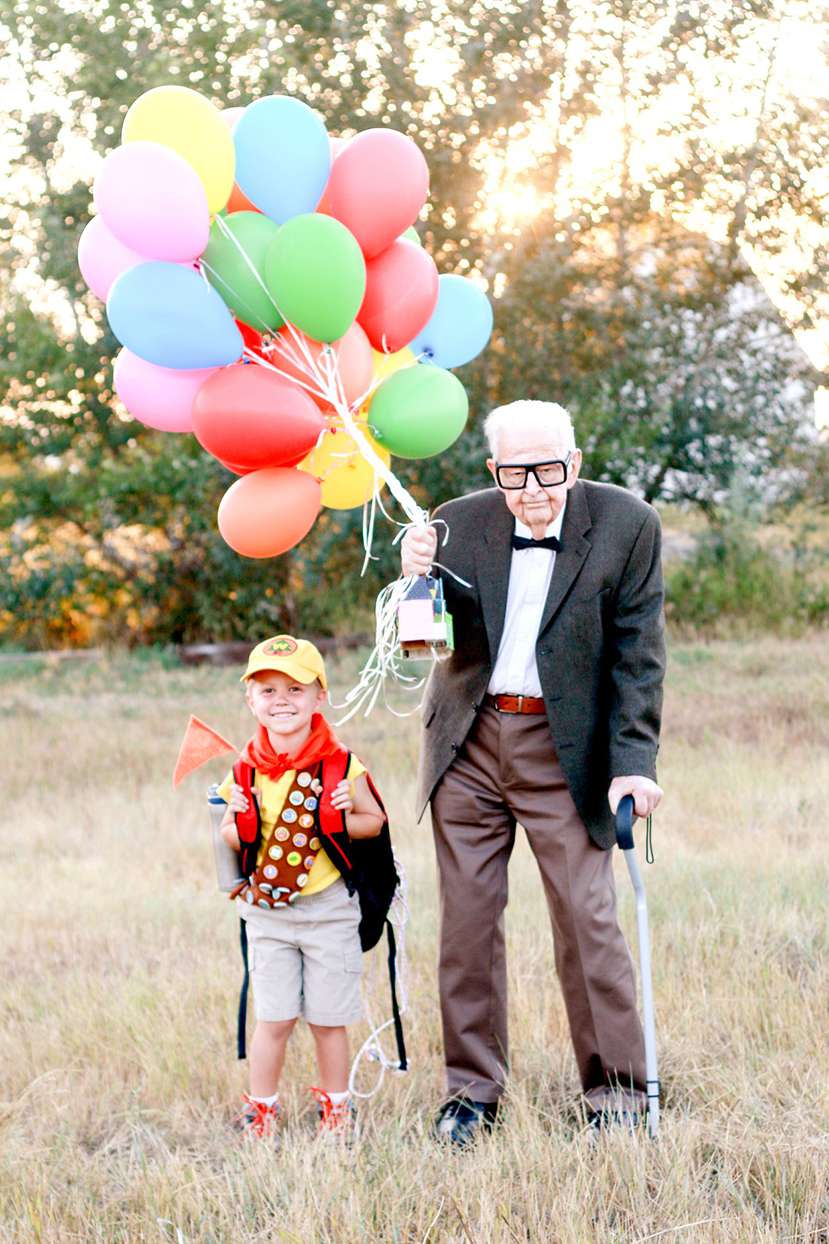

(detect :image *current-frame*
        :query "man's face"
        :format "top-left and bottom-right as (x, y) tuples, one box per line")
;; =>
(486, 429), (582, 527)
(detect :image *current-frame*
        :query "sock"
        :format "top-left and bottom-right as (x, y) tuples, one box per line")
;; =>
(249, 1091), (280, 1108)
(326, 1090), (350, 1105)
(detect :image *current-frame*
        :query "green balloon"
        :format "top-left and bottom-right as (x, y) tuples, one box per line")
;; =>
(368, 365), (469, 459)
(264, 215), (366, 343)
(202, 212), (283, 332)
(401, 225), (422, 246)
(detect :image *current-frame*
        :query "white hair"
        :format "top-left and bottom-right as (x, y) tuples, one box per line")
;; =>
(483, 400), (576, 458)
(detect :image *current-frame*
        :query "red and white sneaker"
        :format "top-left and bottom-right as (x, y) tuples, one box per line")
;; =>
(310, 1086), (356, 1138)
(233, 1094), (282, 1140)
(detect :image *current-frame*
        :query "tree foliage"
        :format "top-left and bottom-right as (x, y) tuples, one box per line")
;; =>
(1, 0), (826, 645)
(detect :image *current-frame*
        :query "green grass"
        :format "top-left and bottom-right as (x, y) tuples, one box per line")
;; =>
(1, 639), (828, 1242)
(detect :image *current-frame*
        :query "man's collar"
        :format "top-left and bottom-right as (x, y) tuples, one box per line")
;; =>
(513, 500), (567, 542)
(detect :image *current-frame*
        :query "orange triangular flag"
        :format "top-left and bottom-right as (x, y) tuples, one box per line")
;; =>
(172, 715), (238, 788)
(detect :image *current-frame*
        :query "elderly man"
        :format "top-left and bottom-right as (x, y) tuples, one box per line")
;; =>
(401, 400), (665, 1146)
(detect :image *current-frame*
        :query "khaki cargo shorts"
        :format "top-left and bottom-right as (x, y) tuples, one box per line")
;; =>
(239, 878), (363, 1026)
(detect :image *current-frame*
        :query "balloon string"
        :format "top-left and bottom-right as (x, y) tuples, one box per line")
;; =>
(212, 214), (283, 321)
(199, 259), (275, 338)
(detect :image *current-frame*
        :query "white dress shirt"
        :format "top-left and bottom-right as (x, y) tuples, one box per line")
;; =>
(487, 504), (566, 697)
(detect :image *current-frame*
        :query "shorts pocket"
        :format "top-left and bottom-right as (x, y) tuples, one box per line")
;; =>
(343, 943), (362, 974)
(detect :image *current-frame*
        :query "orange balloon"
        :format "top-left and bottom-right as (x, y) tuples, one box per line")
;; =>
(218, 467), (321, 558)
(316, 135), (350, 216)
(272, 322), (373, 412)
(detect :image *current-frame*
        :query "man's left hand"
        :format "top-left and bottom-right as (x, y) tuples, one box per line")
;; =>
(608, 776), (663, 819)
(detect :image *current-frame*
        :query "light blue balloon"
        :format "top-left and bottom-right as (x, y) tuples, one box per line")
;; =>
(107, 262), (243, 370)
(409, 274), (494, 369)
(234, 96), (331, 224)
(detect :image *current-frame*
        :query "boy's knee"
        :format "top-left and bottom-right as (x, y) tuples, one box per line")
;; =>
(258, 1017), (297, 1040)
(308, 1022), (347, 1039)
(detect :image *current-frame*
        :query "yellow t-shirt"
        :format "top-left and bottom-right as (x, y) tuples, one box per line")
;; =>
(216, 755), (366, 897)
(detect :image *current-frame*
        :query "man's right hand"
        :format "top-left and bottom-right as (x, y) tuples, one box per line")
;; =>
(401, 524), (439, 577)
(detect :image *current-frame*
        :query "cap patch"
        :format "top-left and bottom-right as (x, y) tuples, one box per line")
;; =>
(263, 636), (298, 655)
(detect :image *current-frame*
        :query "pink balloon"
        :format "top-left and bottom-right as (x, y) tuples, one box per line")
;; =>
(94, 141), (210, 262)
(325, 129), (429, 258)
(113, 348), (217, 433)
(78, 215), (146, 301)
(358, 240), (439, 353)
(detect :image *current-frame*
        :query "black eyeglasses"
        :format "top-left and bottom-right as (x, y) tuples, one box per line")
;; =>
(495, 455), (572, 490)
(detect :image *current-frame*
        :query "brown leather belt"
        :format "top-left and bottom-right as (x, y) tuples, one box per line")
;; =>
(484, 692), (546, 715)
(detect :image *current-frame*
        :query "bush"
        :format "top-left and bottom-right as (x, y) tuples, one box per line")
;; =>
(665, 520), (829, 635)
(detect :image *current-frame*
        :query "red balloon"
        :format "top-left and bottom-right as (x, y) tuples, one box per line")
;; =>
(236, 320), (267, 359)
(358, 240), (439, 354)
(192, 364), (324, 472)
(325, 129), (429, 259)
(218, 467), (321, 558)
(271, 322), (374, 412)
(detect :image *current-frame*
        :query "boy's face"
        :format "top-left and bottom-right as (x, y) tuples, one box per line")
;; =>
(245, 670), (325, 737)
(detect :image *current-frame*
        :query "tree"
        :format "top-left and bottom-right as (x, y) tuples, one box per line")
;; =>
(1, 0), (826, 646)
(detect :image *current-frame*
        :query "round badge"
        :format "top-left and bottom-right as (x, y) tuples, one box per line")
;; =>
(263, 864), (277, 880)
(296, 873), (308, 887)
(259, 882), (273, 894)
(299, 813), (314, 830)
(297, 772), (312, 788)
(304, 797), (318, 811)
(288, 892), (299, 903)
(245, 890), (254, 904)
(281, 808), (298, 824)
(257, 898), (271, 909)
(309, 836), (321, 851)
(268, 845), (283, 861)
(304, 855), (315, 870)
(287, 851), (301, 867)
(289, 790), (304, 806)
(275, 826), (290, 842)
(292, 832), (307, 848)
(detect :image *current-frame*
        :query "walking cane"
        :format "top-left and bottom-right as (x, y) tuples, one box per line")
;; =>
(615, 794), (660, 1138)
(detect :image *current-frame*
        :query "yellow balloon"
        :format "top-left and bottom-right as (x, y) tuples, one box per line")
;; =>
(371, 347), (416, 385)
(122, 86), (235, 214)
(299, 427), (390, 510)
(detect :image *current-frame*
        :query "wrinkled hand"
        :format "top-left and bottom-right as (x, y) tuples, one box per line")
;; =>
(329, 779), (354, 814)
(401, 524), (438, 577)
(608, 776), (663, 819)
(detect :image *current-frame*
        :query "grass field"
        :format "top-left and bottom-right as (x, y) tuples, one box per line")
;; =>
(1, 637), (828, 1244)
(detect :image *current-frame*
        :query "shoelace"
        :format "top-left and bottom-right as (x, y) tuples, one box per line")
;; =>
(309, 1085), (352, 1131)
(240, 1094), (280, 1137)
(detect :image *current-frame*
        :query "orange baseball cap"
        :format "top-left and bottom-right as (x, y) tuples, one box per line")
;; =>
(241, 635), (328, 690)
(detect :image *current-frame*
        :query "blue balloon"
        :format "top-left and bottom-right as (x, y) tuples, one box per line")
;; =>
(107, 262), (243, 370)
(234, 96), (331, 224)
(409, 274), (494, 369)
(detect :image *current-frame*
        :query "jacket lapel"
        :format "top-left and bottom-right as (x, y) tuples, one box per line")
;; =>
(537, 481), (593, 638)
(475, 492), (514, 662)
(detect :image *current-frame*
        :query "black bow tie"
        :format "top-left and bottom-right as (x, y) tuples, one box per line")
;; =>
(511, 534), (561, 552)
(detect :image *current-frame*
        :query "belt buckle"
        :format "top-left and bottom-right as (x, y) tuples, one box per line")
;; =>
(516, 695), (524, 714)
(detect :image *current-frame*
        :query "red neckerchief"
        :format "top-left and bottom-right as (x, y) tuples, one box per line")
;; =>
(239, 712), (345, 780)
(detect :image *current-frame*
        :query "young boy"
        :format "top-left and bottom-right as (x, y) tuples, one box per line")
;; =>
(215, 634), (386, 1138)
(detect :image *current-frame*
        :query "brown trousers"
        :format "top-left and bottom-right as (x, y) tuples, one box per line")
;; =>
(431, 705), (646, 1109)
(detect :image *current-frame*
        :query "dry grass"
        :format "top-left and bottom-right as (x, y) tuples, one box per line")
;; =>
(1, 637), (828, 1243)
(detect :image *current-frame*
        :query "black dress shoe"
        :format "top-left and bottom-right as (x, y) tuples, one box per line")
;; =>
(433, 1097), (499, 1147)
(587, 1105), (643, 1136)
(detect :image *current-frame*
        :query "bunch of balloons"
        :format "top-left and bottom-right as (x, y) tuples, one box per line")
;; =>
(78, 85), (494, 559)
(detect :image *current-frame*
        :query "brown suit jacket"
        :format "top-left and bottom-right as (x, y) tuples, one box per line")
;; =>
(416, 479), (666, 849)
